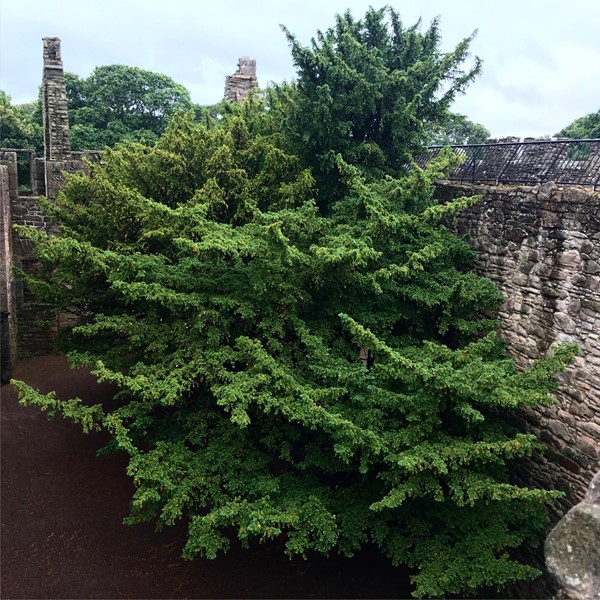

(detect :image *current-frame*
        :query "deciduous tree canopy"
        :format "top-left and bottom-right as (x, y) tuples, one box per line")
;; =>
(425, 111), (490, 146)
(0, 91), (43, 188)
(1, 66), (192, 154)
(14, 8), (573, 598)
(0, 90), (42, 150)
(64, 65), (193, 150)
(555, 108), (600, 139)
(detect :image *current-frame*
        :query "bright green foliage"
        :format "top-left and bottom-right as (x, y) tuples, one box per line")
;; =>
(555, 108), (600, 139)
(13, 8), (575, 599)
(64, 66), (193, 150)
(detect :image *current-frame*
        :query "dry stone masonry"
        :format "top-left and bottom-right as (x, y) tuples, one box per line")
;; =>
(436, 181), (600, 514)
(0, 150), (59, 372)
(224, 56), (258, 102)
(0, 161), (16, 382)
(1, 38), (90, 375)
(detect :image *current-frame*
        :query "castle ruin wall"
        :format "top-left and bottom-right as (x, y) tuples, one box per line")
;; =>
(436, 181), (600, 514)
(1, 163), (17, 381)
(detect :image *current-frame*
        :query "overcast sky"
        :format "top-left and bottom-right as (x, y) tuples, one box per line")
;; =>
(1, 0), (599, 138)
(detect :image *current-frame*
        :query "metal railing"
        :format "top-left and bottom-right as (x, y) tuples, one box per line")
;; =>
(418, 139), (600, 190)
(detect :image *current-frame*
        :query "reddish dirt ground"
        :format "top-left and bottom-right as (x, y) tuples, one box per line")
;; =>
(1, 355), (414, 599)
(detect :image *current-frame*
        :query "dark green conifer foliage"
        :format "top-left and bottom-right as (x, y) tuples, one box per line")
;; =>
(269, 7), (481, 201)
(14, 9), (575, 598)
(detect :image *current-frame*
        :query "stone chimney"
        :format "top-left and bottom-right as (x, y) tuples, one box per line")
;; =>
(41, 37), (71, 161)
(224, 57), (258, 102)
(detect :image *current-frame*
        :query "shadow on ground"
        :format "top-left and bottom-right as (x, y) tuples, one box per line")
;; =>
(1, 355), (414, 599)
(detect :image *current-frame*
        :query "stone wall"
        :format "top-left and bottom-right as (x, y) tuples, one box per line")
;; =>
(10, 190), (60, 359)
(0, 164), (17, 381)
(0, 36), (81, 371)
(436, 181), (600, 513)
(44, 157), (91, 199)
(0, 177), (72, 363)
(0, 151), (19, 199)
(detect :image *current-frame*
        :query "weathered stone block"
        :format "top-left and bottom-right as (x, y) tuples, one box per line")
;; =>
(584, 260), (600, 275)
(579, 439), (599, 460)
(553, 312), (577, 333)
(546, 472), (600, 600)
(581, 421), (600, 440)
(557, 249), (582, 269)
(562, 445), (590, 469)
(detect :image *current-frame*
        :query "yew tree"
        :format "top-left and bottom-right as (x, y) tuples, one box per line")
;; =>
(268, 7), (482, 201)
(14, 8), (574, 598)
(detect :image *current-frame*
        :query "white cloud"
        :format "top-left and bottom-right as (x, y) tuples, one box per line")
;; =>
(1, 0), (599, 136)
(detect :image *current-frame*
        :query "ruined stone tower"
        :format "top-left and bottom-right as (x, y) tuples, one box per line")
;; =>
(40, 37), (87, 199)
(41, 37), (71, 162)
(224, 57), (258, 102)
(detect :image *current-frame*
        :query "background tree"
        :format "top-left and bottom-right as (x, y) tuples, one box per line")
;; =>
(3, 66), (193, 153)
(0, 91), (42, 150)
(64, 65), (193, 150)
(555, 108), (600, 139)
(0, 91), (43, 188)
(425, 111), (490, 145)
(13, 8), (573, 598)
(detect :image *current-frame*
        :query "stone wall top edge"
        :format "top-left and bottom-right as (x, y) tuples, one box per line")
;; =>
(435, 180), (599, 197)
